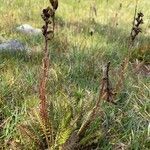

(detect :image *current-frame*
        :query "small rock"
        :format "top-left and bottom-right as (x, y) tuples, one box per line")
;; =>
(16, 24), (42, 36)
(0, 40), (27, 51)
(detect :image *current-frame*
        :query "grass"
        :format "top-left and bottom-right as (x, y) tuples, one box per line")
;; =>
(0, 0), (150, 149)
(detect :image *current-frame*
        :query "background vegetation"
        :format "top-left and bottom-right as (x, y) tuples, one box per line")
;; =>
(0, 0), (149, 149)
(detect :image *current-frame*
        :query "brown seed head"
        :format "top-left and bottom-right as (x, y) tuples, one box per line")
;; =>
(49, 0), (58, 10)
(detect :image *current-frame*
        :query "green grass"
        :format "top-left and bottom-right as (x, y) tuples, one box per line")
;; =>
(0, 0), (150, 149)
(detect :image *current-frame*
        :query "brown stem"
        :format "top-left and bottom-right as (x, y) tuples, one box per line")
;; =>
(39, 21), (50, 125)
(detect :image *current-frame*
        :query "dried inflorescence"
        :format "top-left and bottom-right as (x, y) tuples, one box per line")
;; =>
(41, 0), (58, 39)
(100, 62), (116, 105)
(130, 12), (144, 45)
(41, 7), (54, 40)
(50, 0), (58, 10)
(100, 60), (128, 105)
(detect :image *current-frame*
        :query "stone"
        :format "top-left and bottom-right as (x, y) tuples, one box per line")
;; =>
(0, 39), (27, 51)
(16, 24), (42, 35)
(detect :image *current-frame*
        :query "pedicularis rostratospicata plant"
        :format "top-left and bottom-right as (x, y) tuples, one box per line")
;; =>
(39, 0), (58, 125)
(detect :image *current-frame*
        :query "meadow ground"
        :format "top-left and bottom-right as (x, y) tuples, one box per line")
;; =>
(0, 0), (150, 149)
